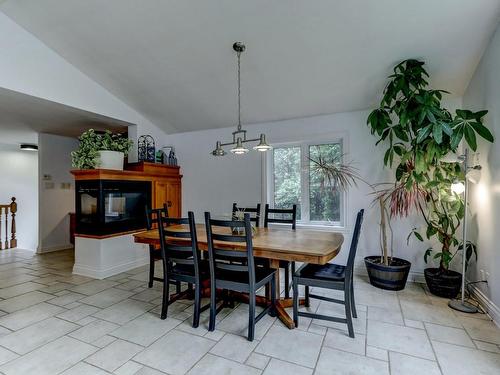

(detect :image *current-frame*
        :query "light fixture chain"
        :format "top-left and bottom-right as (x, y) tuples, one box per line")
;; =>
(237, 50), (241, 131)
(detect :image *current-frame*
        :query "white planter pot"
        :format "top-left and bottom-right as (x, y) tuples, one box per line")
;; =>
(96, 150), (124, 170)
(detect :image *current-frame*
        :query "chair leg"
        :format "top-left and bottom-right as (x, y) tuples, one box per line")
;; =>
(176, 281), (181, 294)
(305, 285), (310, 308)
(350, 277), (357, 319)
(160, 265), (170, 319)
(209, 284), (217, 332)
(148, 249), (155, 288)
(248, 290), (256, 341)
(192, 282), (201, 328)
(344, 286), (354, 338)
(270, 275), (277, 317)
(293, 278), (299, 327)
(284, 262), (290, 299)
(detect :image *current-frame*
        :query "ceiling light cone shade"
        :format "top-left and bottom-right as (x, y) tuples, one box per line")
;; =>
(211, 141), (226, 156)
(441, 151), (462, 163)
(451, 180), (465, 194)
(230, 138), (249, 155)
(253, 134), (272, 151)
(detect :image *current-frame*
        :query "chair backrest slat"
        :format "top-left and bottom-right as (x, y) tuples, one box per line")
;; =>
(158, 211), (201, 275)
(346, 209), (364, 275)
(232, 203), (261, 227)
(205, 212), (255, 285)
(264, 204), (297, 230)
(145, 204), (169, 230)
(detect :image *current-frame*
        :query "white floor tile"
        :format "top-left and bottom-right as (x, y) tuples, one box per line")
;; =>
(134, 329), (215, 375)
(315, 346), (389, 375)
(86, 339), (143, 372)
(389, 351), (441, 375)
(209, 332), (258, 363)
(367, 320), (435, 360)
(0, 336), (97, 375)
(110, 313), (181, 346)
(263, 358), (312, 375)
(0, 317), (78, 355)
(425, 322), (475, 347)
(323, 328), (366, 355)
(255, 326), (323, 368)
(187, 354), (261, 375)
(433, 340), (500, 375)
(0, 302), (64, 330)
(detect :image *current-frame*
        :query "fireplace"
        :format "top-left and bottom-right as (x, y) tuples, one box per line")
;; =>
(75, 180), (152, 236)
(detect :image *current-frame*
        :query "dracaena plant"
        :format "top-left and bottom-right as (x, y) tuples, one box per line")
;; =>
(367, 59), (493, 272)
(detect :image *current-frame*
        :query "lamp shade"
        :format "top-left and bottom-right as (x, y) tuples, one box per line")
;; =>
(230, 138), (249, 155)
(211, 141), (226, 156)
(253, 134), (272, 151)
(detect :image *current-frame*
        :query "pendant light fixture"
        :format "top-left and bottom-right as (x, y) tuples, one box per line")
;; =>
(211, 42), (271, 156)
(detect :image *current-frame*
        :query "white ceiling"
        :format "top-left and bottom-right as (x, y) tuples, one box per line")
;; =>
(0, 87), (129, 138)
(1, 0), (499, 134)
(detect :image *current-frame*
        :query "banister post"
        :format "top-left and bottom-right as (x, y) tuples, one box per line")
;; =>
(9, 197), (17, 249)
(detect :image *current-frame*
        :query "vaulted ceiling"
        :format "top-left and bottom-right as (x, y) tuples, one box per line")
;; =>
(1, 0), (499, 133)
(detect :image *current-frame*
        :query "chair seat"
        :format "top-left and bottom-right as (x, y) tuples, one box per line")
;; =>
(296, 263), (346, 281)
(216, 266), (275, 287)
(172, 260), (210, 278)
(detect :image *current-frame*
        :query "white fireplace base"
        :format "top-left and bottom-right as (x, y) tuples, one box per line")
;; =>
(73, 234), (149, 279)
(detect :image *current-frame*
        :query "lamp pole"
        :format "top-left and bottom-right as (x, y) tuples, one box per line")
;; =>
(449, 148), (478, 313)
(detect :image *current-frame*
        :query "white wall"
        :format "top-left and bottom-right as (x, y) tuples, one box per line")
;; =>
(0, 141), (38, 251)
(0, 12), (170, 157)
(463, 23), (500, 316)
(170, 108), (465, 274)
(38, 133), (79, 253)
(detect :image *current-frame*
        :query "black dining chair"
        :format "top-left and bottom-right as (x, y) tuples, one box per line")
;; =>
(157, 211), (210, 327)
(264, 204), (297, 298)
(292, 209), (364, 338)
(205, 212), (276, 341)
(145, 204), (174, 289)
(232, 203), (261, 227)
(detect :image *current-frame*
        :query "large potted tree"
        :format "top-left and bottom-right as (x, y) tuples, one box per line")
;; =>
(367, 59), (493, 297)
(364, 190), (412, 291)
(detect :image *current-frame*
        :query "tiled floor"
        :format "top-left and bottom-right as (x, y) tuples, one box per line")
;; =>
(0, 249), (499, 375)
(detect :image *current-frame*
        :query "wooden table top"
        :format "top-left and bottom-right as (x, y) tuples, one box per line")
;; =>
(134, 224), (344, 265)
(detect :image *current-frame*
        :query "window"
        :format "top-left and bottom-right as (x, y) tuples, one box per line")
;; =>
(269, 140), (344, 226)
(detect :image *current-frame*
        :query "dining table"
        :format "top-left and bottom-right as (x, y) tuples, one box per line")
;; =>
(133, 224), (344, 329)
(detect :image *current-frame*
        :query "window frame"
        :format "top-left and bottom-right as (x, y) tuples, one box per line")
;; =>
(265, 137), (347, 230)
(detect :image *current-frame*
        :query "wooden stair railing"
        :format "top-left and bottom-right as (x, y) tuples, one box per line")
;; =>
(0, 197), (17, 250)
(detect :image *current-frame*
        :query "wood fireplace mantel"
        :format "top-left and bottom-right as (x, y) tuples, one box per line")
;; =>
(71, 162), (182, 181)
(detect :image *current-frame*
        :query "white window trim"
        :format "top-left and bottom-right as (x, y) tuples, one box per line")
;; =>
(263, 136), (349, 231)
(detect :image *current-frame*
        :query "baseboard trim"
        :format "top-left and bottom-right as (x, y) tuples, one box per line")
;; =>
(73, 256), (149, 280)
(469, 284), (500, 328)
(37, 244), (74, 254)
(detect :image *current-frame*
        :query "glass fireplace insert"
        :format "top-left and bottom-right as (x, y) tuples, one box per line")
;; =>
(76, 180), (152, 236)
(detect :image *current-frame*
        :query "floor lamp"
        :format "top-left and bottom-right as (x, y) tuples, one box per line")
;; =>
(445, 149), (481, 313)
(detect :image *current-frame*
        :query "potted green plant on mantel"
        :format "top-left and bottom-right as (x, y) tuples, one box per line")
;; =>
(71, 129), (133, 170)
(367, 59), (493, 297)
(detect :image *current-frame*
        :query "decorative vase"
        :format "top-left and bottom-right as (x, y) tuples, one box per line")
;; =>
(364, 256), (411, 291)
(95, 150), (124, 170)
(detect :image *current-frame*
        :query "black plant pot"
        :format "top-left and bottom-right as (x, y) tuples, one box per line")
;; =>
(424, 268), (461, 298)
(364, 256), (411, 291)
